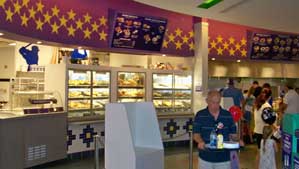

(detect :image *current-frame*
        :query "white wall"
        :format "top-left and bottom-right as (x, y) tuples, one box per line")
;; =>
(110, 53), (148, 68)
(0, 46), (16, 78)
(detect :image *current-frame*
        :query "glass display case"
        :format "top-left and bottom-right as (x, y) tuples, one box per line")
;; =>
(152, 73), (192, 114)
(9, 77), (63, 114)
(117, 72), (145, 102)
(67, 69), (110, 117)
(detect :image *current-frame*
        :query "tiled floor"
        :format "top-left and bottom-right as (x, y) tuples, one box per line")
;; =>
(32, 144), (282, 169)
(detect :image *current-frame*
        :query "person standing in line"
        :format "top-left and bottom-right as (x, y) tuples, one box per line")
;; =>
(281, 83), (299, 114)
(193, 90), (238, 169)
(222, 78), (244, 108)
(259, 125), (278, 169)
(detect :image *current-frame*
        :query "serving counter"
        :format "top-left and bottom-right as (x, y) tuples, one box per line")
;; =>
(0, 111), (67, 169)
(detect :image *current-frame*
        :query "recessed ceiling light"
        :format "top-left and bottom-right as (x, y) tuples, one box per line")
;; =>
(0, 33), (3, 36)
(211, 58), (216, 60)
(37, 41), (42, 44)
(8, 42), (16, 46)
(162, 54), (166, 56)
(237, 59), (241, 63)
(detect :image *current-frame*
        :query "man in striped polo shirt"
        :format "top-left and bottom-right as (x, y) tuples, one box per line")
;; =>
(193, 90), (238, 169)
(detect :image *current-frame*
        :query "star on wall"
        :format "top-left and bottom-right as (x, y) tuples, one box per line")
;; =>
(67, 25), (76, 37)
(222, 41), (229, 50)
(22, 0), (30, 7)
(0, 0), (7, 8)
(91, 21), (99, 32)
(51, 5), (60, 17)
(168, 33), (175, 42)
(217, 47), (224, 55)
(229, 37), (235, 44)
(235, 43), (241, 51)
(59, 15), (67, 27)
(182, 35), (189, 44)
(36, 1), (44, 13)
(210, 40), (217, 49)
(175, 28), (182, 37)
(216, 35), (223, 44)
(83, 13), (92, 23)
(99, 16), (107, 26)
(28, 7), (36, 19)
(241, 37), (247, 46)
(229, 47), (236, 56)
(51, 22), (60, 34)
(241, 48), (247, 57)
(188, 31), (194, 38)
(5, 7), (13, 22)
(67, 9), (76, 20)
(13, 1), (22, 14)
(75, 18), (83, 30)
(35, 17), (44, 30)
(43, 11), (52, 24)
(189, 42), (194, 51)
(175, 40), (182, 49)
(162, 40), (169, 48)
(20, 13), (29, 26)
(83, 27), (91, 39)
(99, 30), (107, 41)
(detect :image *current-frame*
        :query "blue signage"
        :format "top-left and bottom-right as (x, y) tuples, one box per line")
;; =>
(282, 132), (292, 169)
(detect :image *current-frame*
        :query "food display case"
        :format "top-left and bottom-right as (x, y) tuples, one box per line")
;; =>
(152, 73), (192, 114)
(117, 72), (145, 102)
(67, 69), (110, 117)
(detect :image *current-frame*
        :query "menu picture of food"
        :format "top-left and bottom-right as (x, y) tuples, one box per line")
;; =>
(111, 12), (167, 51)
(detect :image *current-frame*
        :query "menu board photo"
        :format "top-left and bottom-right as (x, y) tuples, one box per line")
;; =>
(110, 11), (167, 51)
(250, 33), (299, 61)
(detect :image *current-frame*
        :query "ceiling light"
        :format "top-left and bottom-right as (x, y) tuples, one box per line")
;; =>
(237, 59), (241, 63)
(211, 58), (216, 60)
(0, 33), (3, 36)
(37, 41), (42, 44)
(8, 42), (16, 46)
(198, 0), (223, 9)
(162, 54), (166, 56)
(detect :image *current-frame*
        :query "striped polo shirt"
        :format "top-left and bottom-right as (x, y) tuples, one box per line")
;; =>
(193, 107), (237, 162)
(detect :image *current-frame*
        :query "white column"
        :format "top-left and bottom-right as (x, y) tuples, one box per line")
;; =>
(193, 21), (209, 113)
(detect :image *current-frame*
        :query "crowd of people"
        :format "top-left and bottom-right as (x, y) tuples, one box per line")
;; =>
(193, 78), (299, 169)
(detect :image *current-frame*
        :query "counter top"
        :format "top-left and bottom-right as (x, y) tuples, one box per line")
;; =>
(0, 111), (66, 119)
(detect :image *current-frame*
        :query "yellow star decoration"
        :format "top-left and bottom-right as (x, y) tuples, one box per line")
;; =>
(228, 37), (235, 44)
(35, 17), (44, 30)
(241, 37), (247, 46)
(168, 33), (175, 42)
(75, 18), (83, 30)
(22, 0), (30, 7)
(189, 42), (194, 51)
(175, 40), (182, 50)
(235, 43), (241, 51)
(20, 13), (29, 26)
(83, 13), (92, 23)
(222, 41), (229, 50)
(67, 24), (76, 37)
(182, 35), (189, 44)
(229, 48), (236, 56)
(43, 11), (52, 24)
(210, 40), (217, 49)
(91, 21), (99, 32)
(99, 30), (107, 41)
(59, 15), (67, 27)
(241, 48), (247, 57)
(83, 27), (92, 39)
(51, 22), (60, 34)
(188, 31), (194, 38)
(67, 9), (76, 20)
(175, 28), (182, 37)
(13, 1), (22, 14)
(217, 47), (223, 55)
(99, 16), (107, 26)
(0, 0), (7, 8)
(51, 5), (60, 17)
(28, 7), (36, 19)
(5, 7), (14, 22)
(162, 40), (169, 48)
(216, 35), (223, 44)
(36, 1), (44, 13)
